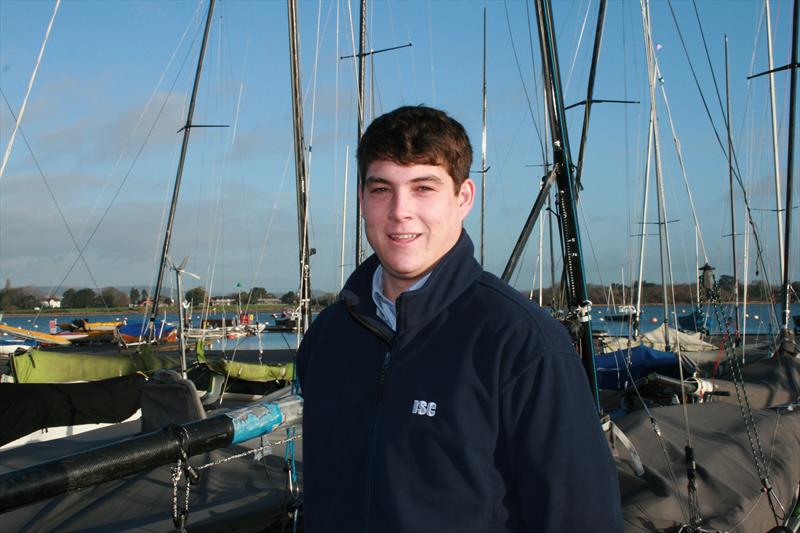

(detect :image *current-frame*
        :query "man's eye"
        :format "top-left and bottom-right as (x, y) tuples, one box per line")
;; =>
(369, 187), (389, 194)
(416, 186), (434, 192)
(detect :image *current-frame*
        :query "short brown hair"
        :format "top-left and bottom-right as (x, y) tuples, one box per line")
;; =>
(357, 106), (473, 192)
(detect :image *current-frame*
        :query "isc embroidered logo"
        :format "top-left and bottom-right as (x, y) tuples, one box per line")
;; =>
(411, 399), (437, 417)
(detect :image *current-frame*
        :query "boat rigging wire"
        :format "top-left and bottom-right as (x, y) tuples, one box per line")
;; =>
(23, 6), (206, 313)
(692, 1), (730, 128)
(665, 0), (778, 325)
(562, 0), (592, 96)
(0, 91), (111, 313)
(707, 291), (784, 526)
(0, 0), (59, 182)
(577, 204), (606, 291)
(654, 70), (709, 264)
(642, 1), (701, 522)
(524, 1), (547, 168)
(620, 352), (693, 527)
(503, 0), (546, 164)
(426, 0), (436, 106)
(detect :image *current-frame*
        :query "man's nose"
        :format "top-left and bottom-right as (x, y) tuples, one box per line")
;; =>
(389, 190), (413, 220)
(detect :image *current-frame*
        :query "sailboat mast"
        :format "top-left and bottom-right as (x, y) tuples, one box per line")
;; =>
(725, 36), (741, 334)
(149, 0), (216, 334)
(573, 0), (607, 194)
(634, 116), (654, 336)
(354, 0), (367, 268)
(642, 0), (672, 351)
(765, 0), (785, 280)
(480, 7), (488, 268)
(288, 0), (312, 334)
(340, 146), (350, 291)
(534, 0), (598, 405)
(779, 0), (799, 349)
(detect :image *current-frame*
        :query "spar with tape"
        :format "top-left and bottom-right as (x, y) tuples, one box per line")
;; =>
(0, 394), (302, 514)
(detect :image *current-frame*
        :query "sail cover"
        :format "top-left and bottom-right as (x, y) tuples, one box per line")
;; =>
(602, 324), (716, 353)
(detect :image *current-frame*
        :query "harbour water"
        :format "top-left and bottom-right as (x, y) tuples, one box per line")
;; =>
(1, 302), (797, 351)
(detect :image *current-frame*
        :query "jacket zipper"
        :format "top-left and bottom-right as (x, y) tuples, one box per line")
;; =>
(366, 297), (401, 531)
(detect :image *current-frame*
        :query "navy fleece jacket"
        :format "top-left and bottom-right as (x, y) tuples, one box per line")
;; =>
(297, 231), (622, 532)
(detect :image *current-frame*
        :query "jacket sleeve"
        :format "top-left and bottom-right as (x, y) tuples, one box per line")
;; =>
(499, 347), (623, 532)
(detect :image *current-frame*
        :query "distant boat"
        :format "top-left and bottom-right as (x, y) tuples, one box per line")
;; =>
(0, 339), (37, 356)
(265, 308), (300, 332)
(59, 318), (124, 332)
(0, 324), (71, 346)
(603, 304), (636, 322)
(115, 320), (177, 345)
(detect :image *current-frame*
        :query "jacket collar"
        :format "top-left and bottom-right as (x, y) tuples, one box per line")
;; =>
(340, 230), (482, 343)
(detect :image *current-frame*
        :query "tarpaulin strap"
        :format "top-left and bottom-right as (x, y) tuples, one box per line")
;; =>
(604, 420), (644, 476)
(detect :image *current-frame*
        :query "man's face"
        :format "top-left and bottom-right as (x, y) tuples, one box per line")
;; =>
(361, 160), (475, 299)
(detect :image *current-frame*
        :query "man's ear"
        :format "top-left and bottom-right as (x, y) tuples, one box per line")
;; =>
(458, 179), (476, 216)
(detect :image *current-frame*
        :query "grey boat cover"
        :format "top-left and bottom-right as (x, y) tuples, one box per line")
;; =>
(0, 424), (298, 532)
(711, 353), (800, 410)
(616, 356), (800, 531)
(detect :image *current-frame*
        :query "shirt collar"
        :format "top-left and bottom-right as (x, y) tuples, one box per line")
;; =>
(371, 265), (431, 331)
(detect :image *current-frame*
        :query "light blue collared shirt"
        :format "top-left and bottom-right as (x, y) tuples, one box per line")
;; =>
(371, 265), (431, 331)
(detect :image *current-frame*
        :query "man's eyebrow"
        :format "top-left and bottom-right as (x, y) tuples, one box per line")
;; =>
(364, 174), (445, 185)
(410, 175), (444, 184)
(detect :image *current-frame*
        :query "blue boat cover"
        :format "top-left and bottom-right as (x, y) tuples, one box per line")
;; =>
(595, 345), (679, 390)
(677, 306), (720, 334)
(117, 320), (175, 340)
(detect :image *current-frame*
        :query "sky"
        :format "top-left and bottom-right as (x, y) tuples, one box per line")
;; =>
(0, 0), (798, 299)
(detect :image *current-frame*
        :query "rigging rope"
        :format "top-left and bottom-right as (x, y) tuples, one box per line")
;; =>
(524, 1), (547, 168)
(23, 8), (205, 314)
(666, 0), (779, 330)
(618, 341), (693, 525)
(563, 0), (593, 96)
(692, 0), (729, 126)
(653, 73), (709, 264)
(0, 91), (111, 314)
(0, 0), (60, 182)
(503, 0), (547, 164)
(641, 1), (701, 524)
(706, 281), (784, 527)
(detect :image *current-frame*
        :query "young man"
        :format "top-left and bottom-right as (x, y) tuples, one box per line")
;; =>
(297, 106), (622, 532)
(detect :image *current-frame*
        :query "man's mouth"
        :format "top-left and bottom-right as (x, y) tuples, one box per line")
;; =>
(388, 233), (420, 242)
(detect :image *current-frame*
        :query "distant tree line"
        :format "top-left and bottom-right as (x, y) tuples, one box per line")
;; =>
(61, 287), (130, 308)
(4, 276), (793, 312)
(530, 276), (800, 306)
(0, 279), (42, 310)
(182, 286), (338, 308)
(0, 280), (132, 310)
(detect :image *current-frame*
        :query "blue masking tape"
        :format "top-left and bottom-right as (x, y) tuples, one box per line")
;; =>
(227, 401), (284, 444)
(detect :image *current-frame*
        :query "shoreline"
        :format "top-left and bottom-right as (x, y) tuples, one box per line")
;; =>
(0, 301), (782, 318)
(0, 304), (320, 318)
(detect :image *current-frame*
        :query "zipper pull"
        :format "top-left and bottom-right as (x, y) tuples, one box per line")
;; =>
(377, 351), (391, 401)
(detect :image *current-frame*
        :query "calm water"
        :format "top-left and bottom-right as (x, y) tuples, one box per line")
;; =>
(1, 302), (798, 349)
(0, 310), (302, 351)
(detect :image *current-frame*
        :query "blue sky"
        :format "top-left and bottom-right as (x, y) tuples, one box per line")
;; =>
(0, 0), (797, 298)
